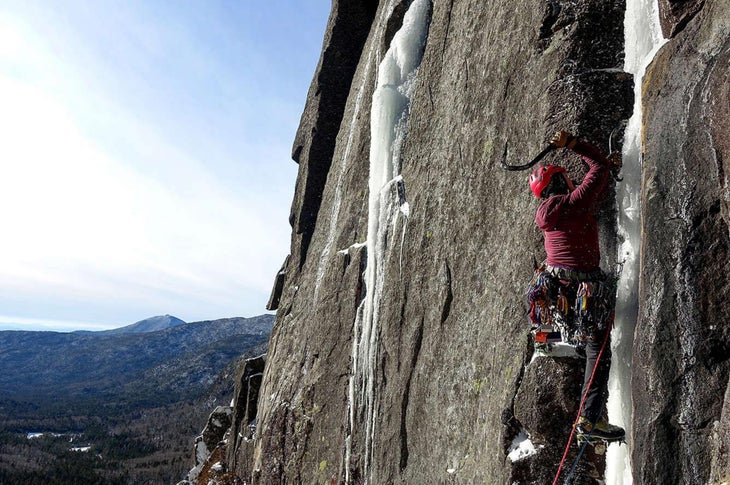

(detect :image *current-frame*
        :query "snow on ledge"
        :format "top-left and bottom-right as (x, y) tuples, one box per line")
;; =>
(508, 431), (541, 462)
(337, 242), (366, 255)
(529, 342), (582, 364)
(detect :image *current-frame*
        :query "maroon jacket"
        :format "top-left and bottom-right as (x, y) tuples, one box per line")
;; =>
(535, 141), (610, 272)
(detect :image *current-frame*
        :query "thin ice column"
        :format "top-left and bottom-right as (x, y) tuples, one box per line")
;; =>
(346, 0), (431, 483)
(605, 0), (665, 483)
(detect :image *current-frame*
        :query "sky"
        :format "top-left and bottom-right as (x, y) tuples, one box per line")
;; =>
(0, 1), (331, 332)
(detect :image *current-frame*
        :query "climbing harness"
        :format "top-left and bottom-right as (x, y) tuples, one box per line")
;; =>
(544, 264), (603, 282)
(551, 314), (614, 485)
(527, 264), (617, 350)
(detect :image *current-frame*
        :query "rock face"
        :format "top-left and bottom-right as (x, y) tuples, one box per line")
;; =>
(636, 2), (730, 484)
(657, 0), (705, 38)
(221, 0), (729, 484)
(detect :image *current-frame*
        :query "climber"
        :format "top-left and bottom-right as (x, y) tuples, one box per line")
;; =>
(527, 130), (625, 444)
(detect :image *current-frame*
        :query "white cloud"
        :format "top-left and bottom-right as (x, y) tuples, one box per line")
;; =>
(0, 12), (297, 327)
(0, 75), (289, 303)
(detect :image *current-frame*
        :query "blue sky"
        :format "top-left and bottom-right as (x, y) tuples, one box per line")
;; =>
(0, 1), (331, 331)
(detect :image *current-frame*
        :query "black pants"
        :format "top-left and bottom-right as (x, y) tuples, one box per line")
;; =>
(580, 325), (612, 423)
(532, 267), (617, 422)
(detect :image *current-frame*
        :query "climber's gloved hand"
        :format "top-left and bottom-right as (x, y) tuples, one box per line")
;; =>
(608, 151), (623, 180)
(608, 152), (623, 172)
(550, 130), (578, 149)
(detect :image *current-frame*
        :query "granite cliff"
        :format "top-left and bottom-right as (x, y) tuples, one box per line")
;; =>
(196, 0), (729, 483)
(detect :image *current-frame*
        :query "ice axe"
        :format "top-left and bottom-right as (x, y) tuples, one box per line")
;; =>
(501, 125), (624, 178)
(500, 143), (557, 171)
(607, 124), (624, 181)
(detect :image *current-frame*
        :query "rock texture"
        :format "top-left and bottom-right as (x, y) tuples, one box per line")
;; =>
(636, 1), (730, 484)
(227, 354), (266, 478)
(228, 0), (632, 483)
(218, 0), (730, 484)
(288, 0), (379, 272)
(658, 0), (706, 38)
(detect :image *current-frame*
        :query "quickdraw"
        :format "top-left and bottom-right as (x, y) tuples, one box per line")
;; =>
(556, 291), (570, 315)
(527, 268), (556, 326)
(574, 278), (617, 335)
(576, 282), (591, 312)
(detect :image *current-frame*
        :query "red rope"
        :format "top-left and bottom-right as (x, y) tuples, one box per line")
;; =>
(551, 313), (615, 485)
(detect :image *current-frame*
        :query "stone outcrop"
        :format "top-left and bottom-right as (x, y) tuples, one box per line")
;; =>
(215, 0), (729, 484)
(226, 354), (266, 477)
(180, 406), (233, 484)
(658, 0), (706, 38)
(636, 1), (730, 484)
(181, 355), (267, 485)
(288, 0), (379, 271)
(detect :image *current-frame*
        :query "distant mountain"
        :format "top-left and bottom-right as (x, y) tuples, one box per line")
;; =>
(0, 314), (274, 414)
(102, 314), (187, 334)
(0, 314), (274, 485)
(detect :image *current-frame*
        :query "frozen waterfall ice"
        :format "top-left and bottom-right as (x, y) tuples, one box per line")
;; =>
(345, 1), (431, 483)
(605, 0), (666, 483)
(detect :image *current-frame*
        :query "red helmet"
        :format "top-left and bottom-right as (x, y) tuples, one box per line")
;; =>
(529, 165), (566, 198)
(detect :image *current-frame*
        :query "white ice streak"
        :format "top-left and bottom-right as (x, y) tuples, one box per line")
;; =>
(346, 1), (430, 483)
(605, 1), (665, 483)
(343, 2), (397, 482)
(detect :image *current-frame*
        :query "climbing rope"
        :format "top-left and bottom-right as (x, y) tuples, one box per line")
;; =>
(563, 430), (594, 485)
(551, 314), (614, 485)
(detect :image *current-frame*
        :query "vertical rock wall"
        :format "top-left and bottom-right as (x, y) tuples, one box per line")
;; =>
(635, 1), (730, 484)
(233, 0), (634, 483)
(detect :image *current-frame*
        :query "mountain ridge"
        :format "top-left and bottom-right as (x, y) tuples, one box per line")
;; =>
(0, 315), (274, 413)
(99, 314), (187, 334)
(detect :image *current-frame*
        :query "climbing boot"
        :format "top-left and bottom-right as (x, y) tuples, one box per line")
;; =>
(575, 416), (625, 443)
